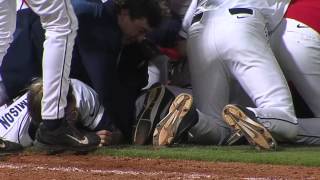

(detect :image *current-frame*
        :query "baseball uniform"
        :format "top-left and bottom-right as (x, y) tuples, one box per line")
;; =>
(270, 0), (320, 145)
(0, 93), (32, 147)
(0, 0), (78, 120)
(183, 0), (298, 145)
(271, 0), (320, 117)
(0, 78), (107, 147)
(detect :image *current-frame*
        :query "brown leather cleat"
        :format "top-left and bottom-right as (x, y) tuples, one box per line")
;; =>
(153, 93), (198, 146)
(222, 104), (277, 150)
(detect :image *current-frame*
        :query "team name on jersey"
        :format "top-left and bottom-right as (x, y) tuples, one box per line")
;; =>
(0, 99), (28, 130)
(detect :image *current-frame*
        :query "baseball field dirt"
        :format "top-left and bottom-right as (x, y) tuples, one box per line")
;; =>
(0, 153), (319, 179)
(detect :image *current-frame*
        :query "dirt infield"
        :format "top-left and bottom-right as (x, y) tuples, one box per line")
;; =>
(0, 153), (319, 179)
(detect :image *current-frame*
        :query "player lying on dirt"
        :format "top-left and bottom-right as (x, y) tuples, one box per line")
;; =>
(0, 78), (124, 155)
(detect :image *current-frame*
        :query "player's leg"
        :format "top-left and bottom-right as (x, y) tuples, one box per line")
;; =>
(26, 0), (77, 121)
(217, 9), (298, 143)
(0, 0), (15, 105)
(271, 18), (320, 116)
(26, 0), (100, 153)
(294, 117), (320, 145)
(0, 0), (16, 65)
(184, 17), (232, 145)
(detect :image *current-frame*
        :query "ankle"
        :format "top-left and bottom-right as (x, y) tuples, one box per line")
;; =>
(43, 119), (63, 130)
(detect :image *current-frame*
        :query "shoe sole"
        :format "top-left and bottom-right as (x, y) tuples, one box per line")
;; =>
(0, 150), (23, 156)
(222, 104), (277, 150)
(153, 93), (193, 146)
(0, 141), (23, 156)
(34, 140), (98, 155)
(133, 85), (165, 145)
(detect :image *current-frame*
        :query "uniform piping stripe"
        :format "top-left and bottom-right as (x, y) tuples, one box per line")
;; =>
(297, 134), (320, 138)
(256, 117), (299, 125)
(56, 0), (73, 119)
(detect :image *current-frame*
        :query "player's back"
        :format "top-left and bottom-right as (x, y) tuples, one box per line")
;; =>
(0, 93), (33, 147)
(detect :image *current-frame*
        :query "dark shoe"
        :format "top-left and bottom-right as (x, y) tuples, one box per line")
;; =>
(222, 104), (277, 150)
(153, 93), (198, 146)
(0, 139), (23, 155)
(35, 120), (100, 154)
(133, 84), (175, 145)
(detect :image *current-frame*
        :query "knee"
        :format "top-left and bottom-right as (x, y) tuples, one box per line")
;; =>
(273, 123), (299, 142)
(42, 12), (78, 34)
(286, 123), (299, 141)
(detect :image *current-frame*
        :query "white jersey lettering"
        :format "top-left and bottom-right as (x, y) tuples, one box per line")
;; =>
(0, 99), (27, 130)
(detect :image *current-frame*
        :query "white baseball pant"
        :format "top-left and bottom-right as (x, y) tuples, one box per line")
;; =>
(271, 18), (320, 117)
(0, 0), (78, 120)
(271, 18), (320, 145)
(187, 8), (298, 144)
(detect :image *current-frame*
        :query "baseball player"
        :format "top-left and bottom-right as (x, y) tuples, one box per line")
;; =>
(271, 0), (320, 117)
(0, 93), (33, 148)
(0, 78), (118, 154)
(153, 0), (300, 150)
(0, 0), (100, 151)
(135, 84), (320, 147)
(270, 0), (320, 145)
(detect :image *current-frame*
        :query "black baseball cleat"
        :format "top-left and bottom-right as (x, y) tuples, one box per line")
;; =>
(0, 139), (23, 155)
(35, 121), (100, 154)
(153, 93), (198, 146)
(133, 84), (175, 145)
(222, 104), (277, 150)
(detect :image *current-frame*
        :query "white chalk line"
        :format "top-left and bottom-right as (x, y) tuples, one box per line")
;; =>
(0, 162), (215, 179)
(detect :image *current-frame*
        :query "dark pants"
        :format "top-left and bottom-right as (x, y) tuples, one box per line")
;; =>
(74, 37), (149, 140)
(1, 8), (43, 98)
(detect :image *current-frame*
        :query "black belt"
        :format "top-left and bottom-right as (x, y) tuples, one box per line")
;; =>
(191, 8), (253, 25)
(191, 13), (203, 24)
(229, 8), (253, 15)
(191, 8), (253, 24)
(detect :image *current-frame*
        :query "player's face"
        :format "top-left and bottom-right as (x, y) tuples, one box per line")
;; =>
(118, 10), (152, 44)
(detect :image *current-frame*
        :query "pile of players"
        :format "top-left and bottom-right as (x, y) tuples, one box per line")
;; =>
(0, 0), (319, 155)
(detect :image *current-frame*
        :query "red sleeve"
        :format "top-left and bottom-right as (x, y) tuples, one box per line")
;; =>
(159, 47), (182, 61)
(285, 0), (320, 33)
